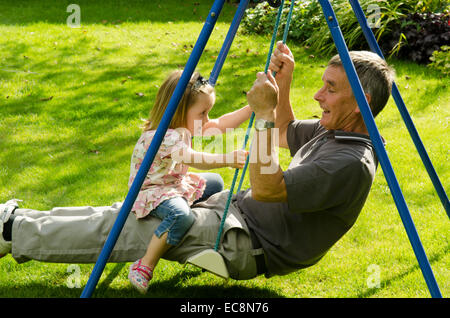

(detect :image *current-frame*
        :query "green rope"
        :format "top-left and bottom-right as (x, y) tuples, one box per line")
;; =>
(214, 0), (295, 252)
(282, 0), (295, 44)
(264, 0), (285, 74)
(236, 0), (296, 194)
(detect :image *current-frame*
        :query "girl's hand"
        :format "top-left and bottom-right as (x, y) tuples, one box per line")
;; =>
(228, 149), (249, 169)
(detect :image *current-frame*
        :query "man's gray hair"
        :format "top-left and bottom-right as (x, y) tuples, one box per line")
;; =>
(328, 51), (395, 117)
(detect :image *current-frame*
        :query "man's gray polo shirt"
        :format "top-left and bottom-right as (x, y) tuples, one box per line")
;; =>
(235, 119), (378, 277)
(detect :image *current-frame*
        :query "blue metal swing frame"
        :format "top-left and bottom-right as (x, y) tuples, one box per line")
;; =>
(81, 0), (447, 298)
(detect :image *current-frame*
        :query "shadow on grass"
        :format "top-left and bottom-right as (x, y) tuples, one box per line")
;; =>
(0, 26), (280, 206)
(356, 243), (449, 298)
(95, 265), (283, 298)
(0, 0), (237, 26)
(1, 262), (282, 298)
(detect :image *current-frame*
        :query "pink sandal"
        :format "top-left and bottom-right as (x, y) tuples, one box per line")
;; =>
(128, 259), (153, 294)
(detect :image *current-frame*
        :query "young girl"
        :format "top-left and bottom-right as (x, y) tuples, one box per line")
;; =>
(128, 70), (252, 293)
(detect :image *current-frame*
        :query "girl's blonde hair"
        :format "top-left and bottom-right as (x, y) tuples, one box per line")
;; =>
(143, 70), (214, 131)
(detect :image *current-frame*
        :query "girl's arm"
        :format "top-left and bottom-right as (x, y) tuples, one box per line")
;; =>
(202, 105), (252, 136)
(172, 147), (248, 170)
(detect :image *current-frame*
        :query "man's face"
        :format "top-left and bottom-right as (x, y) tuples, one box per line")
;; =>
(314, 66), (359, 131)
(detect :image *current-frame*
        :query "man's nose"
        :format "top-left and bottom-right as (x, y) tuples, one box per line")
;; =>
(314, 87), (324, 102)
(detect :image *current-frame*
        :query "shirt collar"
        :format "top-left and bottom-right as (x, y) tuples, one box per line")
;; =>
(333, 130), (386, 148)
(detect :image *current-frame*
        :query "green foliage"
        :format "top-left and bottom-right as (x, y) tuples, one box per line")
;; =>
(380, 12), (450, 64)
(242, 0), (450, 58)
(429, 45), (450, 76)
(241, 0), (323, 44)
(414, 0), (450, 13)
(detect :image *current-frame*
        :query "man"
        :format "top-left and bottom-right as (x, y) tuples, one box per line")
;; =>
(0, 42), (395, 280)
(239, 42), (394, 276)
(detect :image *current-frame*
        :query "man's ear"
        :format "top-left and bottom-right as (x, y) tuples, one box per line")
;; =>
(354, 93), (371, 113)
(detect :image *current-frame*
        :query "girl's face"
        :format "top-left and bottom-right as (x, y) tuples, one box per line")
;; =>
(185, 92), (215, 136)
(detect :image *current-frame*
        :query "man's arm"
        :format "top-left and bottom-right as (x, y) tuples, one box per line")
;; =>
(269, 41), (296, 149)
(246, 72), (287, 202)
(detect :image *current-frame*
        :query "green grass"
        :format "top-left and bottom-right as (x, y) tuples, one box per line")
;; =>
(0, 0), (449, 298)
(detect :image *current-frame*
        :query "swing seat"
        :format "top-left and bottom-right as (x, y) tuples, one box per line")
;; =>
(186, 249), (229, 279)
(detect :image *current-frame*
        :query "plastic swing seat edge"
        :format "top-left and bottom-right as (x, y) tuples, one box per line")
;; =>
(186, 249), (230, 279)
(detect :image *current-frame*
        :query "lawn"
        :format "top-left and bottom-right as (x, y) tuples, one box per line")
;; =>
(0, 0), (448, 298)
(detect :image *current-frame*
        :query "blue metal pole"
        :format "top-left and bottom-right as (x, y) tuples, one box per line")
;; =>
(209, 0), (250, 86)
(318, 0), (442, 298)
(80, 0), (226, 298)
(348, 0), (449, 217)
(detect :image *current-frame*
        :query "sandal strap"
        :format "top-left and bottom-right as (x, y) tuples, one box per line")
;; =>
(132, 260), (153, 280)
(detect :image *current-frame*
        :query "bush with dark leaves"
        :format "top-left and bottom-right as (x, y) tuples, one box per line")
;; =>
(241, 0), (449, 65)
(380, 12), (450, 64)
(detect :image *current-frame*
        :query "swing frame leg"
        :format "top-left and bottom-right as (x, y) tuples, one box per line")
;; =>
(348, 0), (449, 217)
(80, 0), (227, 298)
(318, 0), (442, 298)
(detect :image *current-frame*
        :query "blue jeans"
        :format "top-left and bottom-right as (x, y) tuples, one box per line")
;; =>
(193, 172), (224, 204)
(151, 173), (224, 245)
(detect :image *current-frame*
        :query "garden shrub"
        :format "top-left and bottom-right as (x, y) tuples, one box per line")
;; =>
(241, 0), (450, 64)
(242, 0), (324, 44)
(428, 45), (450, 76)
(380, 12), (450, 64)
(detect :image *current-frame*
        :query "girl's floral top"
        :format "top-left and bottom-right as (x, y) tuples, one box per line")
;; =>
(129, 128), (206, 219)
